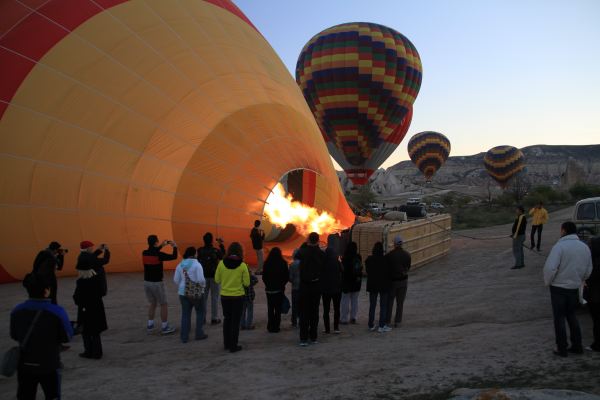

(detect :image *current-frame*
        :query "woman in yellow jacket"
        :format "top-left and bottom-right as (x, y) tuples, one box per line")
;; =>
(214, 242), (250, 353)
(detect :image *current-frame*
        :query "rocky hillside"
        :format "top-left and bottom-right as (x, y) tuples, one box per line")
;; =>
(338, 144), (600, 195)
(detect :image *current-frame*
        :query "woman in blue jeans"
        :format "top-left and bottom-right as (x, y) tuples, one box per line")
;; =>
(173, 247), (207, 343)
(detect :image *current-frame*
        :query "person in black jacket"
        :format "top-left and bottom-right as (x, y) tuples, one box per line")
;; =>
(321, 234), (343, 334)
(511, 205), (527, 269)
(385, 235), (411, 328)
(142, 234), (178, 335)
(366, 242), (391, 332)
(297, 232), (326, 346)
(11, 272), (72, 399)
(586, 237), (600, 352)
(340, 242), (362, 324)
(32, 241), (66, 304)
(73, 241), (110, 359)
(198, 232), (225, 325)
(250, 220), (265, 274)
(262, 247), (289, 333)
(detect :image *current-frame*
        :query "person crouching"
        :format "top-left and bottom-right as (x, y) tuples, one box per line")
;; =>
(73, 241), (110, 359)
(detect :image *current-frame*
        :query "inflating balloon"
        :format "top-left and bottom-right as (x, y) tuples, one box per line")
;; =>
(0, 0), (354, 282)
(407, 131), (451, 181)
(483, 146), (526, 188)
(296, 22), (422, 185)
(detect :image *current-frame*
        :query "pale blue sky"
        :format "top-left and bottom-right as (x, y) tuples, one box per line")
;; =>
(234, 0), (600, 169)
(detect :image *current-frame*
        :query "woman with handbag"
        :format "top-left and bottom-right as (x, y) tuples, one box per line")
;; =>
(262, 247), (289, 333)
(173, 247), (207, 343)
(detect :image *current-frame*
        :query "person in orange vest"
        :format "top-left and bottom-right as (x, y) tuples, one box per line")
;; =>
(529, 201), (549, 251)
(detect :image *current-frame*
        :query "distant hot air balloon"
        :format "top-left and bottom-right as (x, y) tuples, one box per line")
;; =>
(407, 131), (451, 181)
(483, 146), (526, 188)
(296, 22), (423, 185)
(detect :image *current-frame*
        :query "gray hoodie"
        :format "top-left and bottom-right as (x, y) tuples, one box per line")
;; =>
(543, 234), (593, 289)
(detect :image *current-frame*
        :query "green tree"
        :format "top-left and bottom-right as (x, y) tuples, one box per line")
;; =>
(569, 182), (600, 200)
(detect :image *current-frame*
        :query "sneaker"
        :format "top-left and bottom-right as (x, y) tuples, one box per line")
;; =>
(333, 329), (341, 334)
(310, 340), (318, 345)
(299, 341), (309, 347)
(378, 325), (392, 333)
(161, 325), (176, 335)
(229, 345), (243, 353)
(369, 326), (377, 332)
(146, 322), (155, 333)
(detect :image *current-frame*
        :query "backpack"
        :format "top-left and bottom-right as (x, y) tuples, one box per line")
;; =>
(197, 247), (219, 277)
(183, 269), (203, 300)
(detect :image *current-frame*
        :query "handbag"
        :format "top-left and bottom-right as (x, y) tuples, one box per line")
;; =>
(183, 269), (204, 300)
(281, 294), (291, 315)
(2, 310), (42, 377)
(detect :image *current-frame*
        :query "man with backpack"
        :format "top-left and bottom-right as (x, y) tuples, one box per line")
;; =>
(198, 232), (225, 325)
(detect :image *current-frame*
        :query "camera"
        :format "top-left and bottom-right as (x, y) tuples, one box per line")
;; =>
(58, 248), (68, 254)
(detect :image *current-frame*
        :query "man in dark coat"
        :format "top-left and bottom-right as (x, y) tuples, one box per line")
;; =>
(511, 205), (527, 269)
(73, 241), (110, 359)
(11, 272), (72, 399)
(366, 241), (391, 331)
(297, 232), (326, 346)
(321, 234), (343, 334)
(250, 220), (265, 274)
(385, 235), (411, 328)
(32, 241), (65, 304)
(197, 232), (225, 324)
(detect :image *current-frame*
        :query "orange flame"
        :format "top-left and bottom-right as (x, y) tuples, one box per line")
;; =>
(264, 183), (346, 236)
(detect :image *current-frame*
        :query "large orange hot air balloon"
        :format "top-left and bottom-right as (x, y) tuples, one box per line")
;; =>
(483, 146), (526, 188)
(0, 0), (354, 283)
(407, 131), (451, 181)
(296, 22), (422, 185)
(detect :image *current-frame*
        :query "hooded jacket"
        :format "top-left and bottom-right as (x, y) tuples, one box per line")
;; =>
(321, 247), (343, 294)
(214, 256), (250, 297)
(544, 234), (592, 289)
(297, 244), (326, 285)
(366, 253), (392, 292)
(385, 246), (411, 281)
(262, 257), (289, 292)
(173, 258), (206, 296)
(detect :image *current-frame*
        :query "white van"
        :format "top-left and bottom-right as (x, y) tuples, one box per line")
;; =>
(406, 197), (421, 206)
(573, 197), (600, 241)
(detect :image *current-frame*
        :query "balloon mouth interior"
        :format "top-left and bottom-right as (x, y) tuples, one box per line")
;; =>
(263, 169), (344, 243)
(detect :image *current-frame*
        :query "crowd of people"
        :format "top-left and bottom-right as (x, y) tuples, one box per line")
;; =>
(7, 217), (600, 399)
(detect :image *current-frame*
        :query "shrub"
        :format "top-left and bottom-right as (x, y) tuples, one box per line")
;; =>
(569, 182), (600, 200)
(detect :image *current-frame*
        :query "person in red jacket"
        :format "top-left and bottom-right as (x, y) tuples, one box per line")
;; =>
(142, 235), (178, 335)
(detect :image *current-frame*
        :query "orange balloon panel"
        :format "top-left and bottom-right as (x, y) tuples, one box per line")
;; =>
(0, 0), (354, 282)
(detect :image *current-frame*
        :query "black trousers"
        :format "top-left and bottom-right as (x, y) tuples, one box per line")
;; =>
(266, 292), (283, 332)
(17, 368), (60, 400)
(588, 302), (600, 351)
(550, 286), (582, 353)
(299, 282), (321, 342)
(530, 224), (543, 249)
(322, 292), (341, 332)
(82, 334), (103, 358)
(221, 296), (243, 350)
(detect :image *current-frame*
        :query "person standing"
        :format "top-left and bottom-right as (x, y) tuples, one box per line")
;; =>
(511, 206), (527, 269)
(262, 247), (289, 333)
(584, 236), (600, 352)
(385, 235), (411, 328)
(197, 232), (225, 325)
(365, 242), (391, 332)
(215, 242), (250, 353)
(250, 220), (265, 274)
(73, 241), (110, 359)
(10, 272), (72, 400)
(288, 246), (304, 328)
(321, 234), (343, 334)
(340, 242), (362, 324)
(173, 247), (207, 343)
(529, 201), (549, 251)
(32, 241), (66, 304)
(543, 221), (593, 357)
(297, 232), (326, 346)
(240, 271), (258, 330)
(142, 235), (178, 335)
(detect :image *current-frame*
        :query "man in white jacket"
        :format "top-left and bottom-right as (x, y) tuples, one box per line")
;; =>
(543, 221), (593, 357)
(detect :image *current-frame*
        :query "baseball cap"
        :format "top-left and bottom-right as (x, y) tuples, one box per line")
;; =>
(394, 235), (403, 245)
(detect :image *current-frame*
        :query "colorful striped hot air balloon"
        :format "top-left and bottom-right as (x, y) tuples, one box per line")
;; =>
(296, 22), (422, 185)
(483, 146), (526, 188)
(407, 131), (451, 181)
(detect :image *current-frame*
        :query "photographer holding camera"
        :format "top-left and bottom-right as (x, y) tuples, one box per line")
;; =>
(32, 241), (68, 305)
(142, 235), (178, 335)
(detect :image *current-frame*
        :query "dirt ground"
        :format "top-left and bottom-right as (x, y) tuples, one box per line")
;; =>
(1, 207), (599, 399)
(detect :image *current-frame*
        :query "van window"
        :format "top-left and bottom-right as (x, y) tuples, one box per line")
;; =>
(577, 202), (596, 220)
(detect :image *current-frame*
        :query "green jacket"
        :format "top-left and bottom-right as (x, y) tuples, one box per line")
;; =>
(215, 256), (250, 297)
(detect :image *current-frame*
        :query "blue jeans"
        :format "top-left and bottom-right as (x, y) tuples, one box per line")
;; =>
(368, 291), (389, 328)
(241, 299), (254, 328)
(203, 278), (220, 321)
(179, 295), (206, 343)
(512, 235), (525, 266)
